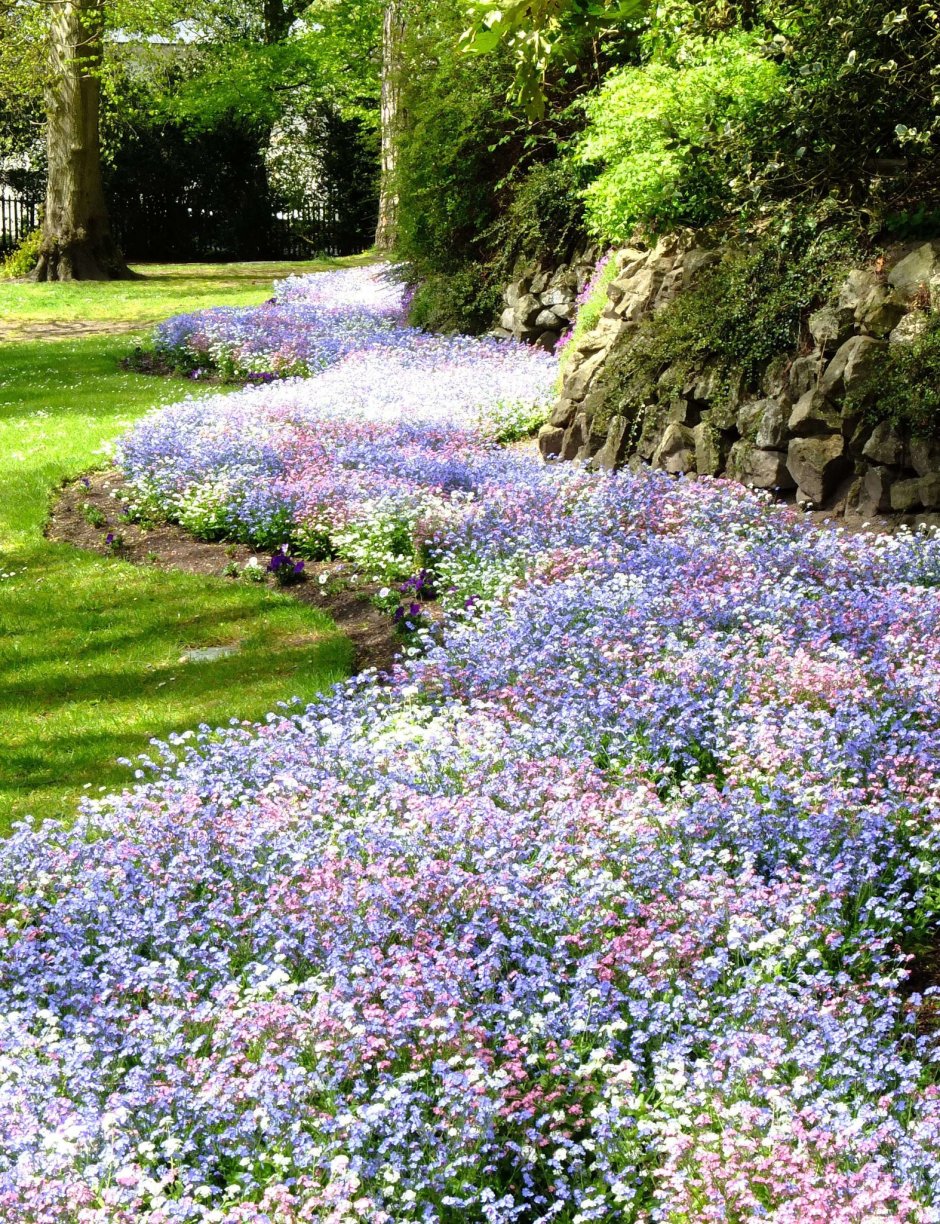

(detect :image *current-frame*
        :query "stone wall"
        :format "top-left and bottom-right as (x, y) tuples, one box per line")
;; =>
(490, 247), (601, 350)
(535, 237), (940, 526)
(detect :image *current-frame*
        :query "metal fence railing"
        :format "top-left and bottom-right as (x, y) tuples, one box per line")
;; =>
(0, 187), (40, 252)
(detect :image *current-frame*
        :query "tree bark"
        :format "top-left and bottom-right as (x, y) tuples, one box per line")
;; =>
(34, 0), (131, 281)
(374, 0), (403, 252)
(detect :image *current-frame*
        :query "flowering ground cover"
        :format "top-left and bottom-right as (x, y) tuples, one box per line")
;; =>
(2, 268), (940, 1222)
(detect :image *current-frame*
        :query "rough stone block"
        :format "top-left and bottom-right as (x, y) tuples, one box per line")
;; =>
(787, 355), (820, 400)
(537, 425), (565, 458)
(652, 423), (696, 474)
(859, 465), (894, 515)
(889, 311), (930, 345)
(911, 436), (940, 477)
(727, 442), (794, 489)
(887, 241), (940, 299)
(593, 415), (633, 471)
(692, 421), (728, 477)
(890, 477), (923, 513)
(788, 390), (842, 436)
(787, 435), (850, 504)
(920, 473), (940, 510)
(862, 421), (907, 468)
(819, 335), (887, 398)
(809, 305), (855, 350)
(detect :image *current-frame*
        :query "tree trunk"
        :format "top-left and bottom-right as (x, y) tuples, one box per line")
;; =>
(34, 0), (130, 281)
(374, 0), (403, 252)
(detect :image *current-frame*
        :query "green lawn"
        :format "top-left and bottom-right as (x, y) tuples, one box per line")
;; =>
(0, 255), (374, 330)
(0, 260), (361, 830)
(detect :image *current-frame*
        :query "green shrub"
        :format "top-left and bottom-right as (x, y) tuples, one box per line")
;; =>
(578, 33), (782, 242)
(597, 224), (861, 424)
(846, 316), (940, 441)
(0, 228), (42, 279)
(408, 265), (503, 335)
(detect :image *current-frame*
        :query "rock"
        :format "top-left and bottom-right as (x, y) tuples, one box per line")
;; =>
(890, 477), (923, 513)
(564, 348), (609, 401)
(760, 355), (789, 399)
(787, 435), (850, 503)
(489, 327), (513, 341)
(788, 390), (842, 436)
(652, 423), (696, 474)
(889, 311), (929, 345)
(541, 286), (573, 309)
(911, 436), (940, 477)
(858, 465), (894, 515)
(593, 415), (633, 470)
(613, 266), (664, 322)
(862, 421), (907, 467)
(887, 241), (940, 299)
(837, 268), (881, 314)
(667, 397), (700, 427)
(549, 397), (579, 430)
(530, 269), (551, 295)
(920, 473), (940, 509)
(755, 401), (790, 451)
(787, 355), (821, 400)
(728, 442), (794, 489)
(737, 398), (788, 449)
(636, 404), (671, 462)
(682, 247), (721, 283)
(499, 307), (517, 332)
(856, 286), (906, 337)
(551, 300), (576, 323)
(534, 309), (563, 330)
(809, 305), (854, 350)
(516, 293), (543, 327)
(180, 646), (239, 663)
(692, 421), (728, 476)
(560, 415), (588, 461)
(819, 335), (887, 398)
(537, 424), (565, 458)
(534, 330), (560, 352)
(505, 280), (527, 308)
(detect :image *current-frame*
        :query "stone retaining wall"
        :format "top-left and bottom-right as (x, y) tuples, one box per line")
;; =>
(490, 247), (601, 350)
(534, 237), (940, 526)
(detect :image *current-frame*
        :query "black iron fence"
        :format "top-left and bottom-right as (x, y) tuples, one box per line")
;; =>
(0, 187), (40, 252)
(110, 191), (373, 262)
(0, 185), (373, 261)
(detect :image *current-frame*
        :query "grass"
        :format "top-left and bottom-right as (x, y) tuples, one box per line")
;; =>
(0, 259), (363, 830)
(0, 255), (375, 332)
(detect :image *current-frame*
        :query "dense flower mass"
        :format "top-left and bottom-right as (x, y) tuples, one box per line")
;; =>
(151, 265), (405, 379)
(2, 267), (940, 1223)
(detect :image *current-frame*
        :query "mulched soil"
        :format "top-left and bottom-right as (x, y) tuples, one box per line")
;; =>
(48, 470), (405, 676)
(0, 319), (151, 343)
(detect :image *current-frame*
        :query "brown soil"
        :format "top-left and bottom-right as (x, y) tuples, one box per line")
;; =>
(48, 470), (405, 676)
(0, 319), (151, 343)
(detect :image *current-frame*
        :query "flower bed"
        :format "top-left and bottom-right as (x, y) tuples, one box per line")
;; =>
(2, 268), (940, 1222)
(152, 265), (407, 380)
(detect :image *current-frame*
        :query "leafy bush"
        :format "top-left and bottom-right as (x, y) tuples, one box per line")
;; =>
(846, 315), (940, 441)
(0, 228), (41, 279)
(598, 224), (860, 422)
(578, 32), (782, 241)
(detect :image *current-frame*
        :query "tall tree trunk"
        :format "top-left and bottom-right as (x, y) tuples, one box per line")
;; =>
(375, 0), (403, 252)
(34, 0), (130, 281)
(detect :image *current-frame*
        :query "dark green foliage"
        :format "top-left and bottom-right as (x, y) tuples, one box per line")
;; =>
(394, 0), (612, 332)
(846, 318), (940, 441)
(408, 265), (503, 335)
(599, 224), (861, 423)
(0, 229), (42, 279)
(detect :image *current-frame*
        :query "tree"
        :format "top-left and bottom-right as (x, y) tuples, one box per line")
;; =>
(375, 0), (403, 250)
(35, 0), (130, 279)
(462, 0), (646, 118)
